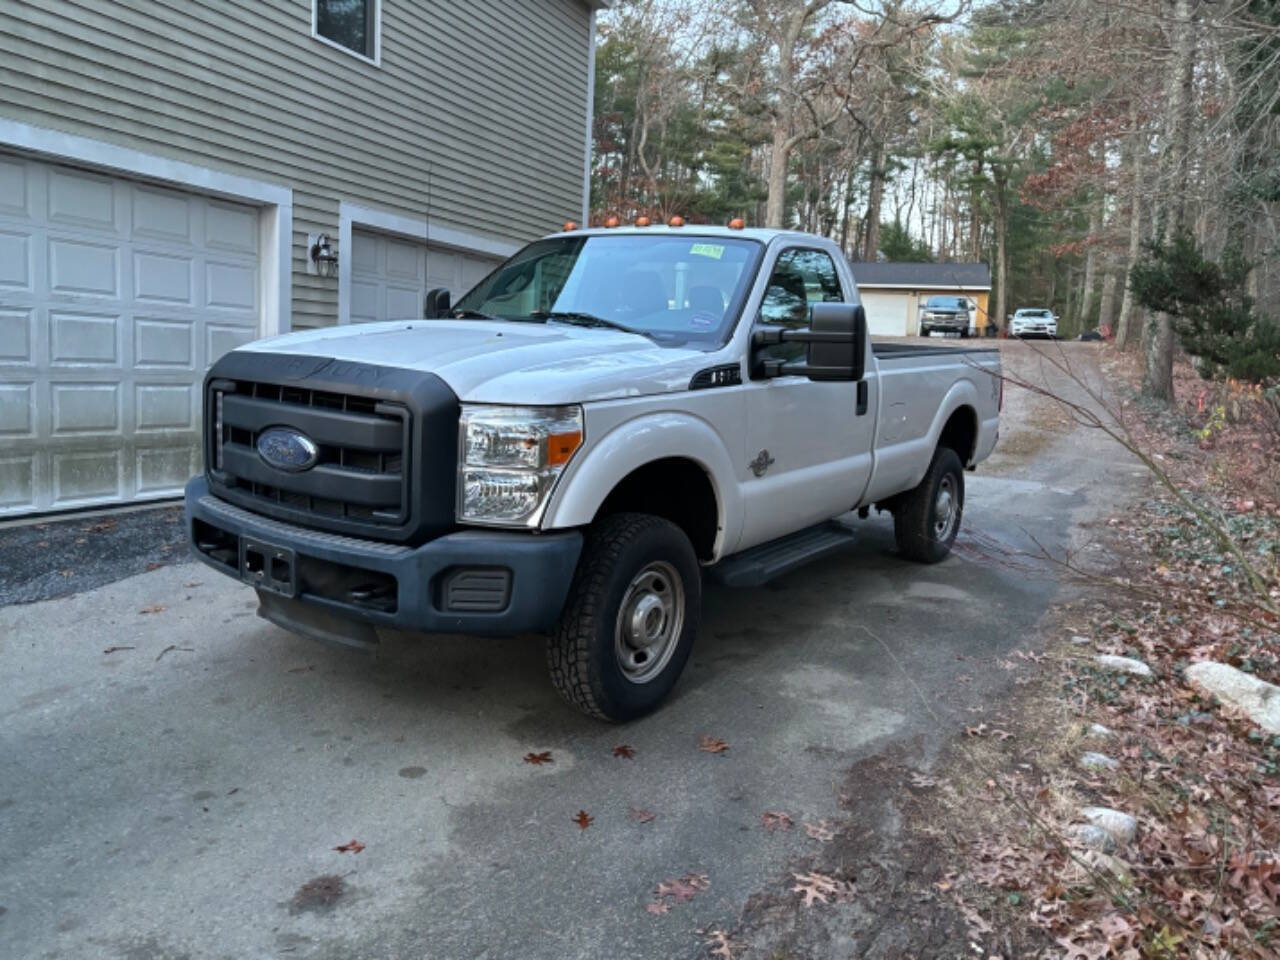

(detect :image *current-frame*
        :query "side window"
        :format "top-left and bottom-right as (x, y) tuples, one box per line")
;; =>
(314, 0), (380, 63)
(759, 248), (844, 363)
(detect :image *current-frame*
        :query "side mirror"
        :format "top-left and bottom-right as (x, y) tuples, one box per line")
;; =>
(805, 302), (866, 382)
(424, 287), (451, 319)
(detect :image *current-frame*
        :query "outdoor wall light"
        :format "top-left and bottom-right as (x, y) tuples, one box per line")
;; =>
(309, 233), (338, 278)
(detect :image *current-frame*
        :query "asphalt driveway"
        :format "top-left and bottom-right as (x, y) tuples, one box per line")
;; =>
(0, 343), (1140, 960)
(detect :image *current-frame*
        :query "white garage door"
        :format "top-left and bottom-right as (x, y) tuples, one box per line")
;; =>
(349, 229), (500, 323)
(0, 155), (261, 516)
(859, 290), (911, 337)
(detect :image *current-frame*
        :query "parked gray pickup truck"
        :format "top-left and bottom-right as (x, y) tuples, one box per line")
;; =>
(917, 295), (976, 338)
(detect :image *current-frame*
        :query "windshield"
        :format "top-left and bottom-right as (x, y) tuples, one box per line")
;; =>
(925, 296), (970, 310)
(1017, 309), (1051, 318)
(452, 234), (763, 345)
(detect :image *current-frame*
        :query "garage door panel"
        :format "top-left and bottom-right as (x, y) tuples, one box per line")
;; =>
(0, 456), (35, 510)
(860, 291), (910, 337)
(135, 318), (194, 368)
(48, 237), (119, 297)
(0, 307), (34, 361)
(386, 284), (422, 319)
(350, 278), (380, 322)
(0, 230), (32, 289)
(47, 168), (120, 233)
(0, 383), (34, 436)
(135, 384), (193, 431)
(49, 311), (120, 365)
(206, 324), (255, 363)
(205, 201), (257, 254)
(349, 231), (379, 272)
(131, 187), (192, 244)
(136, 445), (195, 495)
(206, 261), (256, 311)
(352, 229), (500, 324)
(135, 251), (194, 304)
(52, 450), (121, 505)
(0, 156), (29, 216)
(386, 239), (422, 280)
(51, 383), (119, 434)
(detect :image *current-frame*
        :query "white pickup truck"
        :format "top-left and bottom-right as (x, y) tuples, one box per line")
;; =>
(186, 225), (1001, 721)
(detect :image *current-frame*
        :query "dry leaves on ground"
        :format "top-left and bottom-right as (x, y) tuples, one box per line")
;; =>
(698, 736), (730, 754)
(333, 839), (365, 854)
(523, 751), (553, 765)
(572, 810), (593, 830)
(791, 871), (855, 908)
(613, 744), (635, 759)
(760, 810), (794, 832)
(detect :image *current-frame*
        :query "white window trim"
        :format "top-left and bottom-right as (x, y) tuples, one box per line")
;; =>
(0, 118), (292, 337)
(337, 202), (521, 325)
(311, 0), (382, 67)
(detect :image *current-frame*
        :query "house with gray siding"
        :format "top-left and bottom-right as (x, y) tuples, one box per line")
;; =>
(0, 0), (605, 517)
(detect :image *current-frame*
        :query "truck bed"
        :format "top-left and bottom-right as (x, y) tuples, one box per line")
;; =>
(872, 339), (1000, 360)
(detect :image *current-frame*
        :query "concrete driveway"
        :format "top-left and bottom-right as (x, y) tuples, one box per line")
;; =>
(0, 343), (1140, 959)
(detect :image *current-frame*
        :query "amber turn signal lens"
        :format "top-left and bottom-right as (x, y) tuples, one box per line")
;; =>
(634, 216), (651, 227)
(546, 430), (583, 467)
(563, 221), (578, 231)
(728, 218), (746, 230)
(668, 215), (685, 227)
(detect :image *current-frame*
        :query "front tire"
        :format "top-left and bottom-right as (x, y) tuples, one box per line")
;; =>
(547, 513), (700, 722)
(893, 447), (964, 563)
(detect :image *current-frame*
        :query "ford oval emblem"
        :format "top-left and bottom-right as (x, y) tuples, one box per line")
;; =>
(257, 427), (320, 472)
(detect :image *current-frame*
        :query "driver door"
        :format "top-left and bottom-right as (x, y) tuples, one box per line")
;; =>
(737, 247), (876, 551)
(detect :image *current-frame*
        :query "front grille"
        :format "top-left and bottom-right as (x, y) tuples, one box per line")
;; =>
(209, 379), (411, 532)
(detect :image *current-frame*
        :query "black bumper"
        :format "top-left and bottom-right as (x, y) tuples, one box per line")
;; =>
(184, 476), (582, 639)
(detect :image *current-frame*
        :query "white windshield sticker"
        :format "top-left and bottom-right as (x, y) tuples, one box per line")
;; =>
(689, 243), (725, 260)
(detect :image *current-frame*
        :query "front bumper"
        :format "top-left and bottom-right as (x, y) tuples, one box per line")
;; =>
(922, 315), (968, 330)
(184, 476), (582, 639)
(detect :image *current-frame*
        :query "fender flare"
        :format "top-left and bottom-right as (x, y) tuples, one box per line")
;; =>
(541, 411), (741, 557)
(919, 380), (981, 473)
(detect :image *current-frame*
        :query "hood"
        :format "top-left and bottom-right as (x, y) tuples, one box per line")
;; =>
(243, 319), (715, 404)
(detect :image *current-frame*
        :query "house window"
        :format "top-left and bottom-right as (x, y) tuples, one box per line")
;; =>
(313, 0), (380, 63)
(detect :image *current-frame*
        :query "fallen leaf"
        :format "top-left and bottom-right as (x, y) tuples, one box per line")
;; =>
(804, 820), (836, 842)
(966, 723), (989, 737)
(698, 735), (729, 754)
(523, 751), (553, 765)
(146, 562), (163, 571)
(139, 604), (167, 615)
(908, 772), (940, 789)
(613, 744), (636, 759)
(572, 810), (593, 830)
(629, 807), (656, 824)
(333, 839), (365, 854)
(761, 810), (794, 832)
(102, 645), (135, 654)
(645, 901), (670, 915)
(702, 928), (742, 959)
(993, 729), (1014, 741)
(791, 871), (855, 908)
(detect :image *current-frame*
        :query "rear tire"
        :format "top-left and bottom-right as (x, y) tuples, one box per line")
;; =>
(547, 513), (700, 722)
(893, 447), (964, 563)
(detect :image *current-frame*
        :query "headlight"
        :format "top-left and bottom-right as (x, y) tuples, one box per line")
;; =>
(458, 404), (583, 526)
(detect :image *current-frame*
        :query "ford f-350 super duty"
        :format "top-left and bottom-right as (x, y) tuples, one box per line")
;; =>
(186, 225), (1001, 721)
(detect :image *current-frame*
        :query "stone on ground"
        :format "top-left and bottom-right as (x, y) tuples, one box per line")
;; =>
(1071, 824), (1116, 853)
(1080, 807), (1137, 845)
(1185, 661), (1280, 735)
(1094, 654), (1153, 678)
(1087, 723), (1113, 738)
(1080, 751), (1119, 772)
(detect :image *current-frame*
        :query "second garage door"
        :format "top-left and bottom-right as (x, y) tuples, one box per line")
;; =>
(349, 229), (500, 324)
(858, 290), (912, 337)
(0, 155), (261, 517)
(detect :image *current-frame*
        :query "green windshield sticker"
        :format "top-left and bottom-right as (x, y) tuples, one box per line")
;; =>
(689, 243), (725, 260)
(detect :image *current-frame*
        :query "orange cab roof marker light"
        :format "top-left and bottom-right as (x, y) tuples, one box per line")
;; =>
(603, 215), (620, 228)
(563, 221), (578, 232)
(668, 215), (685, 227)
(634, 216), (651, 227)
(728, 217), (746, 230)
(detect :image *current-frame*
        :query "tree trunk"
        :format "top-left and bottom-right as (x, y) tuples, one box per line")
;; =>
(1143, 0), (1195, 403)
(1078, 199), (1102, 327)
(864, 143), (886, 260)
(993, 169), (1009, 335)
(766, 125), (792, 228)
(1098, 264), (1118, 335)
(1115, 121), (1146, 350)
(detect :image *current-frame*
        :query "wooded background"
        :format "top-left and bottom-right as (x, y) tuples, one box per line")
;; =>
(588, 0), (1280, 399)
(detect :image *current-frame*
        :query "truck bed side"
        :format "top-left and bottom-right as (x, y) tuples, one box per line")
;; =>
(861, 343), (1001, 504)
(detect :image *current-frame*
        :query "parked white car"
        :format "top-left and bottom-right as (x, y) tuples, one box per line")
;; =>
(186, 225), (1001, 720)
(1009, 308), (1058, 338)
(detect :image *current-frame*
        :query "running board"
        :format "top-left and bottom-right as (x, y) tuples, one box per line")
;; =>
(709, 520), (858, 588)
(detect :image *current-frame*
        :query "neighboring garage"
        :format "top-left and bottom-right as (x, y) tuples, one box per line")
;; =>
(0, 154), (267, 516)
(348, 228), (499, 324)
(852, 261), (992, 337)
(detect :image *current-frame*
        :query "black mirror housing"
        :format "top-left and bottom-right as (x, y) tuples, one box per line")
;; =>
(424, 287), (451, 319)
(805, 302), (867, 382)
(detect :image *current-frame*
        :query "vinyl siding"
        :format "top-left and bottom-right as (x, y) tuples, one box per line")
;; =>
(0, 0), (592, 328)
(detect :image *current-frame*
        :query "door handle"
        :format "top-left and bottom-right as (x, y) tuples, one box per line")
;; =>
(856, 381), (868, 416)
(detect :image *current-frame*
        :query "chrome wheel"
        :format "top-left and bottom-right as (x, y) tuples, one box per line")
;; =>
(614, 561), (685, 684)
(933, 474), (959, 540)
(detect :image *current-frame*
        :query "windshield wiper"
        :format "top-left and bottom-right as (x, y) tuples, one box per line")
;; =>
(531, 310), (651, 339)
(451, 308), (502, 321)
